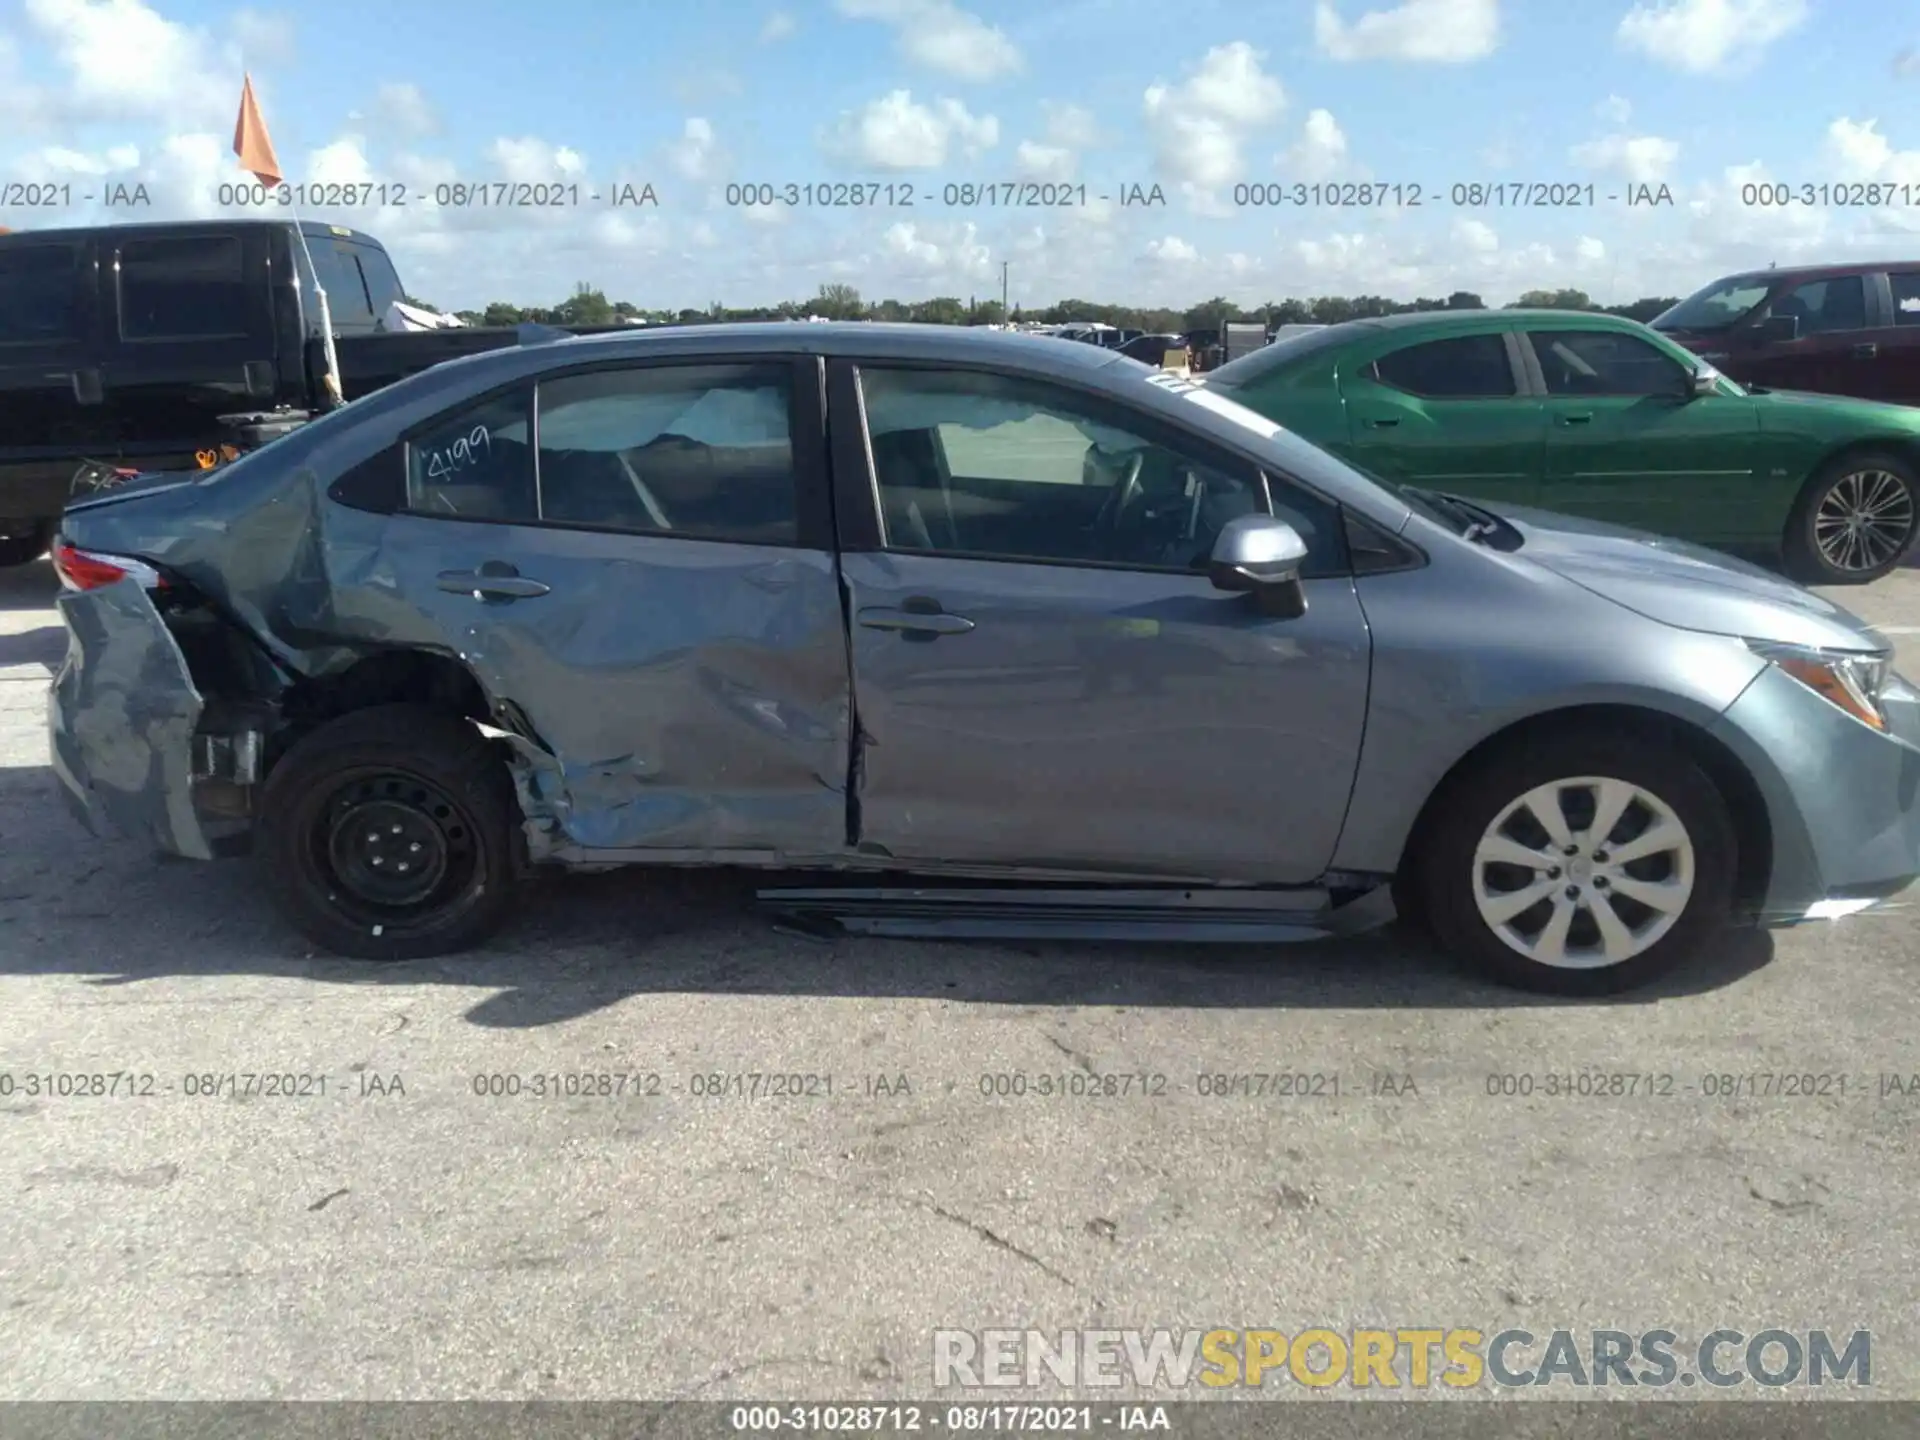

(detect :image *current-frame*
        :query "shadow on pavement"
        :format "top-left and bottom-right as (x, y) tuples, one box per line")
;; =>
(0, 764), (1778, 1028)
(0, 556), (55, 612)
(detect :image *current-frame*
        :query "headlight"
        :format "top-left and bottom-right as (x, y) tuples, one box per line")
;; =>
(1746, 639), (1891, 730)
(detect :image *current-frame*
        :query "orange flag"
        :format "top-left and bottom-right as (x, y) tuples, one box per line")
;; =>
(233, 75), (283, 187)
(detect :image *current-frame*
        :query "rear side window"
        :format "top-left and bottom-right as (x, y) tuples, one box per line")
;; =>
(1891, 272), (1920, 327)
(406, 389), (537, 521)
(353, 243), (406, 319)
(1371, 335), (1515, 397)
(0, 243), (82, 345)
(118, 236), (248, 340)
(307, 241), (375, 332)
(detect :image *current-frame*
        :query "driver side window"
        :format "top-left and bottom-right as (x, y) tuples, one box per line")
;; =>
(1527, 330), (1686, 398)
(858, 367), (1279, 572)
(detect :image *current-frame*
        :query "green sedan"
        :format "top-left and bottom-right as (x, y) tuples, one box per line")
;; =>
(1204, 309), (1920, 584)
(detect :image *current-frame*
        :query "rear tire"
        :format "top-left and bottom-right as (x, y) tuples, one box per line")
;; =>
(256, 704), (522, 960)
(1414, 729), (1736, 996)
(0, 520), (53, 568)
(1782, 452), (1919, 585)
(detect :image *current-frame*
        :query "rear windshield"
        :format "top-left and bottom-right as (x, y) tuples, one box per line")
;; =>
(1205, 325), (1353, 389)
(0, 242), (83, 345)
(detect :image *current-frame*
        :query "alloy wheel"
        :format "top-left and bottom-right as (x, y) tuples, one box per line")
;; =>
(1470, 776), (1695, 970)
(1814, 468), (1915, 575)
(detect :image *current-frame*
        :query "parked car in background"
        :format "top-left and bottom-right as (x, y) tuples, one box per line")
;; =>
(1651, 260), (1920, 404)
(0, 219), (631, 566)
(1207, 309), (1920, 584)
(48, 324), (1920, 994)
(1116, 332), (1190, 366)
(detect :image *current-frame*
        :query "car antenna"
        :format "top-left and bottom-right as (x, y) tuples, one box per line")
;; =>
(516, 322), (571, 346)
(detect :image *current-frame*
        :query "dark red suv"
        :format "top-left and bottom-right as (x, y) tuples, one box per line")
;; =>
(1651, 261), (1920, 404)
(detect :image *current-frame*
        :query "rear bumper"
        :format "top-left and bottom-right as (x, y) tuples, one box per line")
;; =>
(1710, 664), (1920, 924)
(48, 579), (214, 861)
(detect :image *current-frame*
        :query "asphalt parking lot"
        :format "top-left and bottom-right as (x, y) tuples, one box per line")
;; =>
(0, 553), (1916, 1404)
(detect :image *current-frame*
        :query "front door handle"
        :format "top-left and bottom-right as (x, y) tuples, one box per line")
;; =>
(1557, 412), (1594, 425)
(1365, 417), (1400, 428)
(437, 561), (551, 601)
(1852, 342), (1879, 359)
(857, 599), (975, 637)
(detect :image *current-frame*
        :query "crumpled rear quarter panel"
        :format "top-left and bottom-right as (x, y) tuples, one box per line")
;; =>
(48, 579), (213, 861)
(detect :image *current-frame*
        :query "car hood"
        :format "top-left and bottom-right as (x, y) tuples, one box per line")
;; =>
(1491, 503), (1886, 652)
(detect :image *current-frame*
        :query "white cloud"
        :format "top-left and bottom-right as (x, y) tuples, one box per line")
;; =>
(1146, 236), (1200, 264)
(760, 10), (796, 42)
(1454, 217), (1499, 253)
(822, 90), (998, 170)
(20, 0), (239, 126)
(877, 219), (993, 280)
(835, 0), (1022, 81)
(1314, 0), (1499, 63)
(309, 135), (375, 186)
(1571, 132), (1682, 182)
(1616, 0), (1807, 75)
(232, 9), (295, 66)
(489, 137), (586, 182)
(370, 82), (437, 139)
(1013, 102), (1099, 181)
(1597, 94), (1633, 125)
(1576, 236), (1608, 262)
(1281, 109), (1350, 181)
(1825, 117), (1920, 186)
(1143, 43), (1286, 191)
(666, 117), (724, 181)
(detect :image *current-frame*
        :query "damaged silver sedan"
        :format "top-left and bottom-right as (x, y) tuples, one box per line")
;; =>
(47, 323), (1920, 993)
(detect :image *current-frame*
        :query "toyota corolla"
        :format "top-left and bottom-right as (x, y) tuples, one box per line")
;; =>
(45, 323), (1920, 994)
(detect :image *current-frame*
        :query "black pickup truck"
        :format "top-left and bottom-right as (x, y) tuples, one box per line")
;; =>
(0, 219), (631, 565)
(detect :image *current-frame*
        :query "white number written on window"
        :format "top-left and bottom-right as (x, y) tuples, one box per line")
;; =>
(423, 425), (492, 480)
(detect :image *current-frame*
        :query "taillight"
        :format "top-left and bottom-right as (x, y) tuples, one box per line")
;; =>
(52, 542), (167, 592)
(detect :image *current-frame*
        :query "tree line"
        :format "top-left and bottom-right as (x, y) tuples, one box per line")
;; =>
(434, 282), (1682, 332)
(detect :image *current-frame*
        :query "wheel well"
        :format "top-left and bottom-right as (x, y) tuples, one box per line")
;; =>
(1397, 704), (1773, 915)
(280, 649), (492, 734)
(1806, 437), (1920, 491)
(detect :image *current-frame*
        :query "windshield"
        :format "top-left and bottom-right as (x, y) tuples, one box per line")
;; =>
(1652, 276), (1774, 333)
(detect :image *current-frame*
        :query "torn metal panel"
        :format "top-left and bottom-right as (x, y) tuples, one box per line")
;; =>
(48, 579), (213, 861)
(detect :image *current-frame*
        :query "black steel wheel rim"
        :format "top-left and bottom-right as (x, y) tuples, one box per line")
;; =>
(312, 770), (479, 925)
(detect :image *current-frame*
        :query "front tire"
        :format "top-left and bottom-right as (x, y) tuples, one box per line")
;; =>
(1782, 452), (1919, 585)
(1415, 730), (1736, 995)
(256, 704), (522, 960)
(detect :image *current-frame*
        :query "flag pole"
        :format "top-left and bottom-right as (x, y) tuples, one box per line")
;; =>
(233, 73), (343, 410)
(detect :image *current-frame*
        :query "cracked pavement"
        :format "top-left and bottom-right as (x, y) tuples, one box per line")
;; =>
(0, 555), (1916, 1401)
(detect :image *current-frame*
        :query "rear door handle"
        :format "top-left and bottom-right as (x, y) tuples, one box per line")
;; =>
(1558, 413), (1594, 425)
(437, 564), (551, 601)
(857, 601), (975, 637)
(1365, 417), (1400, 428)
(1852, 342), (1879, 359)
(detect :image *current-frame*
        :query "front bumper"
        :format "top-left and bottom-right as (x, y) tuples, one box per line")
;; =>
(48, 578), (214, 861)
(1710, 663), (1920, 924)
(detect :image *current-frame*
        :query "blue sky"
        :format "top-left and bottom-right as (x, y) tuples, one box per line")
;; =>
(2, 0), (1916, 311)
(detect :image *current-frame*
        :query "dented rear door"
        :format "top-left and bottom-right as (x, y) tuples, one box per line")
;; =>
(365, 354), (851, 857)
